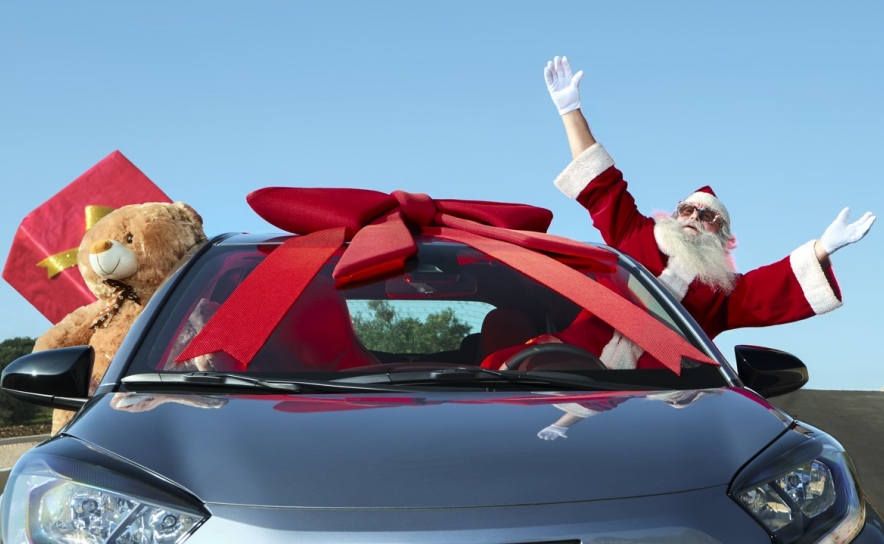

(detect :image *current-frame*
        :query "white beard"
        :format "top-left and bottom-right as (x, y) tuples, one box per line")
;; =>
(654, 216), (737, 294)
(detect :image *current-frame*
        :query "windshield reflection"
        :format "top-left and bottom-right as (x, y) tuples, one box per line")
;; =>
(110, 393), (228, 412)
(537, 389), (721, 441)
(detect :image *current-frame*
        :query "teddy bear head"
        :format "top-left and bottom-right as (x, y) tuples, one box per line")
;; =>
(77, 202), (206, 302)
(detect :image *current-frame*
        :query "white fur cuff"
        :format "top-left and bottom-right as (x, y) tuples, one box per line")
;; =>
(554, 403), (600, 419)
(790, 240), (842, 315)
(553, 143), (615, 199)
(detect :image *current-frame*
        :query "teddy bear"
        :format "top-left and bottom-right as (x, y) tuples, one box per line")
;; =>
(33, 201), (206, 434)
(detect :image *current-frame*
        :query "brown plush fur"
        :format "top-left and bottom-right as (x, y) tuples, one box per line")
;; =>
(33, 202), (206, 435)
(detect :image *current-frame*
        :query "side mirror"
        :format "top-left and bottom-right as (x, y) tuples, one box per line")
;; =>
(734, 344), (808, 398)
(1, 346), (93, 410)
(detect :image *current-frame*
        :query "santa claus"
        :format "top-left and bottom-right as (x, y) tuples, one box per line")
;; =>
(490, 56), (875, 371)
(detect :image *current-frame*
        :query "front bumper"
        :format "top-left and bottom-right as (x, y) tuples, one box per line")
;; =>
(192, 485), (768, 543)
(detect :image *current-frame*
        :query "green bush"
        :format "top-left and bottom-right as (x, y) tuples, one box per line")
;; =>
(0, 337), (52, 427)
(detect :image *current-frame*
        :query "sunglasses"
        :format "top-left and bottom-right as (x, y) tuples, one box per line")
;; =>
(676, 202), (721, 224)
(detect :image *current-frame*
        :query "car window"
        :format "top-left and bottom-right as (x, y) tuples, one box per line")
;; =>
(626, 274), (682, 333)
(347, 299), (492, 353)
(128, 237), (727, 390)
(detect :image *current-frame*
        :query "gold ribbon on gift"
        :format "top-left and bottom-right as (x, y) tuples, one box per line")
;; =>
(36, 205), (116, 278)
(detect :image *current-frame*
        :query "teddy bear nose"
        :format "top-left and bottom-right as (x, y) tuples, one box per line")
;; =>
(90, 240), (114, 255)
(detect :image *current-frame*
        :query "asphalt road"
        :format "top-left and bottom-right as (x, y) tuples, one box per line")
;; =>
(1, 390), (881, 512)
(0, 434), (49, 491)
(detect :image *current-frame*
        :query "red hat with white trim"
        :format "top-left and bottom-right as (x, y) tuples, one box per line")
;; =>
(683, 186), (730, 227)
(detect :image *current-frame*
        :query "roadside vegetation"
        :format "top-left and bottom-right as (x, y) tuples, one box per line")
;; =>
(0, 337), (51, 437)
(351, 300), (472, 354)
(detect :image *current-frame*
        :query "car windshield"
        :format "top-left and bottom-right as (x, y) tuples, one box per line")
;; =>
(128, 235), (728, 391)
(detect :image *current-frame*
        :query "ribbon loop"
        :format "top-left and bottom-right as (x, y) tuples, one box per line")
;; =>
(247, 187), (397, 240)
(392, 191), (436, 227)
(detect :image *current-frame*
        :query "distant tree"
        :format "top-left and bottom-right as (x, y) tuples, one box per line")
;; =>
(352, 300), (472, 354)
(0, 337), (51, 427)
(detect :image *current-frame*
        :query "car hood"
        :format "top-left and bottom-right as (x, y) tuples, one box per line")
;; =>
(67, 387), (791, 508)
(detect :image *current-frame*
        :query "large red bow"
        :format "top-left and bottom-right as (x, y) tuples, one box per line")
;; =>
(176, 188), (716, 373)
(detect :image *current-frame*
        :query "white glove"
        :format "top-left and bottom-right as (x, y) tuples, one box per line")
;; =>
(819, 208), (876, 255)
(544, 56), (584, 116)
(537, 424), (569, 441)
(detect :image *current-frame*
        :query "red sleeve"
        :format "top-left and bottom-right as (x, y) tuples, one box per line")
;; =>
(576, 167), (656, 250)
(553, 144), (663, 271)
(724, 242), (842, 330)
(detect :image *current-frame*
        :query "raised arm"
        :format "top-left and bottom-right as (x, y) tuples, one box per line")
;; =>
(544, 56), (596, 159)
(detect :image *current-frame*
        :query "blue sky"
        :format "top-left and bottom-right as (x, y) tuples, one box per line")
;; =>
(1, 2), (881, 390)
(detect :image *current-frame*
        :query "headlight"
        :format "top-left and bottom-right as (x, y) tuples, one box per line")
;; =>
(3, 453), (208, 544)
(731, 431), (865, 544)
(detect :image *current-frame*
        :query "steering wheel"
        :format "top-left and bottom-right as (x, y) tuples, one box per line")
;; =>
(500, 343), (607, 371)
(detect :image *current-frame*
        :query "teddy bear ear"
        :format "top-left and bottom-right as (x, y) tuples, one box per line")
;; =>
(173, 202), (203, 227)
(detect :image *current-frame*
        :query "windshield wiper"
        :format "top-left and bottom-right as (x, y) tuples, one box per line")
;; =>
(332, 367), (658, 391)
(122, 372), (410, 394)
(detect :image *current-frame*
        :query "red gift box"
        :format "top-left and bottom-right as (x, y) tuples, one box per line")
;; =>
(3, 151), (172, 324)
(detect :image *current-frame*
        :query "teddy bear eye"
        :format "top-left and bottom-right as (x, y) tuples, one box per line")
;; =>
(126, 234), (134, 244)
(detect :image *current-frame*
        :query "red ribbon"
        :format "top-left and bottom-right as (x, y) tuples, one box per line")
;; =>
(177, 228), (346, 370)
(176, 188), (716, 373)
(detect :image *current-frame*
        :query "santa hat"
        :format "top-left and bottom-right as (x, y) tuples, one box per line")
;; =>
(682, 186), (730, 227)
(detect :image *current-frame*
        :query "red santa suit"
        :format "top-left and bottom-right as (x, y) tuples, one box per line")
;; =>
(549, 143), (842, 368)
(475, 143), (846, 371)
